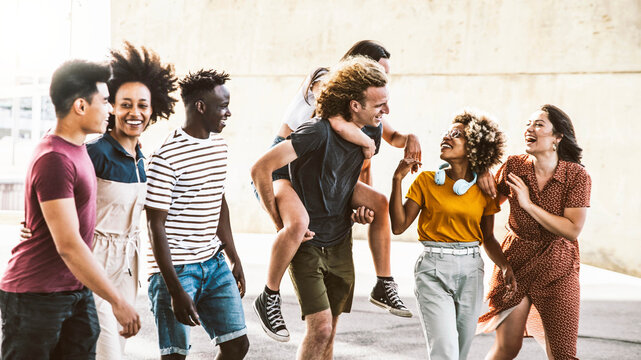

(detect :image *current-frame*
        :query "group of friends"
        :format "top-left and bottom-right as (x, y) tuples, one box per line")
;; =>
(0, 40), (591, 360)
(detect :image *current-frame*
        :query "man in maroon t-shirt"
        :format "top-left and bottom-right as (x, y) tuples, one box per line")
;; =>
(0, 60), (140, 359)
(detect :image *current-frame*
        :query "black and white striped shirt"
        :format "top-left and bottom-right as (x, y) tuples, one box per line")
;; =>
(145, 128), (227, 273)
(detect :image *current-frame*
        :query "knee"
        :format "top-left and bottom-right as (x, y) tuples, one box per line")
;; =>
(496, 338), (522, 359)
(219, 335), (249, 360)
(370, 192), (389, 214)
(310, 321), (334, 345)
(283, 216), (309, 240)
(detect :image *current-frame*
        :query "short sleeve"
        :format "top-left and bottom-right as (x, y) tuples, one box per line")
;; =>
(406, 172), (428, 207)
(86, 142), (106, 178)
(483, 195), (501, 215)
(290, 120), (328, 158)
(494, 159), (510, 197)
(565, 166), (591, 208)
(145, 153), (176, 211)
(32, 152), (75, 202)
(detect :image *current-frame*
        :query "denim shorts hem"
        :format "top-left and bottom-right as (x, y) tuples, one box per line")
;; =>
(213, 326), (247, 345)
(160, 346), (189, 356)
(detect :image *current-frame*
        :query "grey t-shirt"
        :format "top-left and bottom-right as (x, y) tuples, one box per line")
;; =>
(289, 118), (382, 247)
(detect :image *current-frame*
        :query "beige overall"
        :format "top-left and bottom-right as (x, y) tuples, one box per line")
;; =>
(91, 178), (146, 360)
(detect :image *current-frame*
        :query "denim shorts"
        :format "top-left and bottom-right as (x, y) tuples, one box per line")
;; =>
(0, 287), (100, 359)
(148, 252), (247, 356)
(251, 135), (290, 201)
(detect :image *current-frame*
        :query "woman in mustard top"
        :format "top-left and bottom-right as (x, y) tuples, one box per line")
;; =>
(390, 110), (517, 360)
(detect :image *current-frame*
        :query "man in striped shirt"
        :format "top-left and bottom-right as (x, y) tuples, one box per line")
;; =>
(145, 70), (249, 359)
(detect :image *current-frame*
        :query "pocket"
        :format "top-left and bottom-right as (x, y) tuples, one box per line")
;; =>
(414, 252), (437, 276)
(174, 264), (187, 276)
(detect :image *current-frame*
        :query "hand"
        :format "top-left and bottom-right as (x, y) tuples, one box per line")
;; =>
(506, 173), (533, 211)
(19, 221), (32, 240)
(361, 138), (376, 159)
(501, 265), (518, 300)
(351, 206), (374, 224)
(171, 289), (200, 326)
(394, 158), (422, 181)
(231, 261), (246, 298)
(404, 134), (422, 173)
(111, 299), (141, 338)
(302, 229), (315, 243)
(477, 170), (497, 199)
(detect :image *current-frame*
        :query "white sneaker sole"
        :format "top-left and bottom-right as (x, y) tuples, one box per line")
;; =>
(252, 299), (291, 342)
(369, 296), (413, 318)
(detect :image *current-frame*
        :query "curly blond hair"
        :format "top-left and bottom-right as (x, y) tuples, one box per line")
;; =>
(316, 56), (387, 121)
(453, 109), (506, 174)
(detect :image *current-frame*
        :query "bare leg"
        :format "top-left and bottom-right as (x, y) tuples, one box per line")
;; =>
(217, 335), (249, 360)
(486, 297), (531, 360)
(265, 179), (309, 291)
(321, 316), (340, 360)
(351, 181), (391, 277)
(297, 309), (335, 360)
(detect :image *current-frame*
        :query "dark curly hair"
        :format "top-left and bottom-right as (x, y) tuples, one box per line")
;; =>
(107, 42), (178, 130)
(453, 109), (506, 174)
(541, 104), (583, 164)
(316, 56), (387, 121)
(179, 69), (230, 106)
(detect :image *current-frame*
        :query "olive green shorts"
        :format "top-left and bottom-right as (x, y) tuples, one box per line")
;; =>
(288, 232), (355, 319)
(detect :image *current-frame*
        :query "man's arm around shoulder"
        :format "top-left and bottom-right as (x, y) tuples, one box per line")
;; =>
(41, 198), (140, 337)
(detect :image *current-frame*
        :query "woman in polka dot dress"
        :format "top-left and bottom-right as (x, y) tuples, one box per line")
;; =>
(478, 104), (591, 360)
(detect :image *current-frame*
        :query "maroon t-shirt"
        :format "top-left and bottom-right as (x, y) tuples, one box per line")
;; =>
(0, 135), (97, 293)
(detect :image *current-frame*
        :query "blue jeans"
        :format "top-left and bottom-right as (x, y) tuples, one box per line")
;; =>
(148, 252), (247, 356)
(0, 287), (100, 360)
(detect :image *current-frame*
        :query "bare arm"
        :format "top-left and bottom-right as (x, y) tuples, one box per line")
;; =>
(480, 215), (517, 298)
(389, 158), (422, 235)
(382, 118), (421, 171)
(250, 140), (299, 231)
(477, 170), (498, 199)
(217, 195), (245, 298)
(146, 206), (200, 326)
(328, 115), (375, 158)
(41, 198), (140, 337)
(506, 173), (587, 240)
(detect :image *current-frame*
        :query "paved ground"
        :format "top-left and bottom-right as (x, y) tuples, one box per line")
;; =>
(0, 224), (640, 359)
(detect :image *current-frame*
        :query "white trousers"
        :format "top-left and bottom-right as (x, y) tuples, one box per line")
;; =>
(414, 241), (484, 360)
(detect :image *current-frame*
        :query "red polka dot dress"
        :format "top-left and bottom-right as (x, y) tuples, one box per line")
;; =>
(478, 154), (591, 359)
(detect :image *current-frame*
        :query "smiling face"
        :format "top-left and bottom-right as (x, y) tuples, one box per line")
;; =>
(80, 82), (112, 134)
(112, 82), (152, 139)
(352, 86), (389, 128)
(201, 84), (231, 134)
(524, 110), (562, 155)
(439, 123), (467, 162)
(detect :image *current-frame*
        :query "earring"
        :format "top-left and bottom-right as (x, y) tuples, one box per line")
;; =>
(552, 143), (557, 151)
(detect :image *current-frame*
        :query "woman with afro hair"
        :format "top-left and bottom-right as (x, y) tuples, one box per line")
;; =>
(389, 109), (517, 360)
(86, 42), (178, 359)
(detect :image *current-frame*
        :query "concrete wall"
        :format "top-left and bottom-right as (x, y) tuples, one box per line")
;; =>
(111, 0), (641, 276)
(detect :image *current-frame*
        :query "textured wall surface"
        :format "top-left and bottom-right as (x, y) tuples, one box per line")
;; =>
(111, 0), (641, 276)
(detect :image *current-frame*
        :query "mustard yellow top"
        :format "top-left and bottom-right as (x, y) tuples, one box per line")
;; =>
(406, 171), (500, 244)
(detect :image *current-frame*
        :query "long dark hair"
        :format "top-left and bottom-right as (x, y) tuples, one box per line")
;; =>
(303, 40), (390, 106)
(541, 104), (583, 164)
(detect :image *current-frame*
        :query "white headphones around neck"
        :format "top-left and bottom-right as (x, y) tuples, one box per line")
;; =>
(434, 163), (478, 196)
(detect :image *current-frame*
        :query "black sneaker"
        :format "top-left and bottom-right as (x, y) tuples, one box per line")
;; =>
(369, 279), (413, 318)
(253, 291), (290, 342)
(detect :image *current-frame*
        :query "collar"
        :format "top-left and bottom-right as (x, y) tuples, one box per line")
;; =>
(103, 132), (145, 160)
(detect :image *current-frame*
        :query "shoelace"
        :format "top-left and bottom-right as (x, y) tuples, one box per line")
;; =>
(265, 294), (286, 329)
(383, 281), (408, 309)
